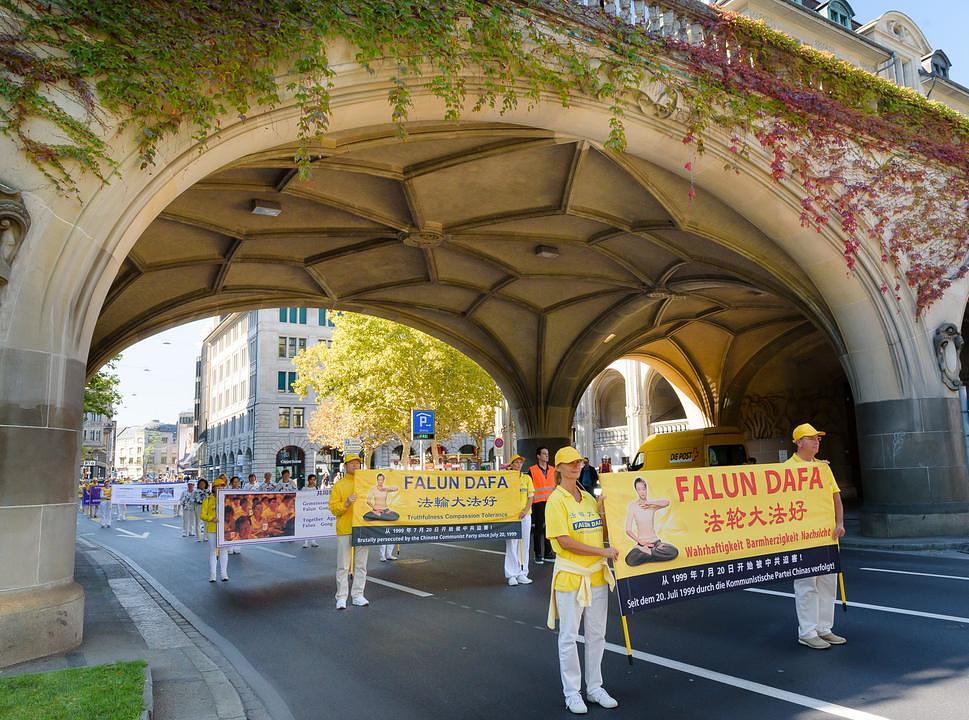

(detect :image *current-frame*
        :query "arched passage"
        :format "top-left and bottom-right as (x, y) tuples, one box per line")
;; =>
(3, 39), (966, 668)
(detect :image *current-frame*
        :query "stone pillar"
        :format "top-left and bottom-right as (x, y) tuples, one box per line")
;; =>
(623, 360), (648, 459)
(857, 397), (969, 537)
(573, 388), (595, 464)
(0, 347), (86, 667)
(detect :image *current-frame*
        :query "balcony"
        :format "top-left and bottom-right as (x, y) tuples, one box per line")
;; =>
(570, 0), (710, 42)
(649, 419), (690, 434)
(594, 426), (629, 446)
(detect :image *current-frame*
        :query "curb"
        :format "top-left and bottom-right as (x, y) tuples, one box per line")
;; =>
(840, 538), (969, 552)
(141, 664), (153, 720)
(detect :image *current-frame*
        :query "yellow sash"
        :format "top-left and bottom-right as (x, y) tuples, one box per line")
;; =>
(546, 556), (616, 629)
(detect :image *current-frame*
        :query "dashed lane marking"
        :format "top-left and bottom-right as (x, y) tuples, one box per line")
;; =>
(162, 523), (181, 530)
(432, 542), (504, 556)
(367, 576), (433, 597)
(745, 587), (969, 625)
(252, 546), (297, 559)
(861, 567), (969, 582)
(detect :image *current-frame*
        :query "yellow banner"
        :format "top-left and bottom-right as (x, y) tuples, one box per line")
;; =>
(351, 469), (522, 546)
(601, 462), (840, 613)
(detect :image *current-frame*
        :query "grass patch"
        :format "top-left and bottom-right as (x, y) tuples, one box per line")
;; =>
(0, 660), (146, 720)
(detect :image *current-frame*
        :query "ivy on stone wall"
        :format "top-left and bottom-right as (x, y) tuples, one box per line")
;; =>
(1, 0), (966, 313)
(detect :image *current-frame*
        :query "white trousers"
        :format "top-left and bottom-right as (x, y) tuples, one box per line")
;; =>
(336, 535), (369, 601)
(794, 573), (837, 639)
(379, 544), (397, 560)
(504, 514), (532, 579)
(208, 532), (229, 579)
(556, 584), (609, 700)
(99, 501), (112, 527)
(182, 506), (197, 536)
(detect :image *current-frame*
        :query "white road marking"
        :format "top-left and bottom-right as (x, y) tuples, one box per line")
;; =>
(367, 576), (433, 597)
(77, 537), (96, 549)
(252, 546), (297, 559)
(162, 523), (181, 530)
(861, 567), (969, 582)
(591, 637), (892, 720)
(115, 528), (149, 539)
(432, 542), (504, 556)
(745, 587), (969, 625)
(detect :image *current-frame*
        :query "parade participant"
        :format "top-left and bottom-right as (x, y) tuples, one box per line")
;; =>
(788, 423), (846, 650)
(258, 471), (274, 491)
(180, 482), (197, 537)
(579, 457), (599, 494)
(194, 479), (210, 542)
(545, 446), (618, 715)
(329, 453), (369, 609)
(504, 454), (534, 586)
(277, 469), (296, 492)
(200, 475), (230, 582)
(526, 447), (556, 564)
(301, 474), (321, 549)
(245, 473), (258, 490)
(99, 480), (113, 528)
(230, 476), (241, 489)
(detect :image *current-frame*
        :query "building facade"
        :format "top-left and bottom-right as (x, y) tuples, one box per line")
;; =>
(113, 422), (179, 481)
(79, 412), (115, 481)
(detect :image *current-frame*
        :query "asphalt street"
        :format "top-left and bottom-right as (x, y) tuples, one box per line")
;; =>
(77, 510), (969, 720)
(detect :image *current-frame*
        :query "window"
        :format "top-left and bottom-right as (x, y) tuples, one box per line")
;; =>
(293, 407), (304, 429)
(278, 407), (291, 429)
(279, 307), (288, 323)
(278, 336), (287, 358)
(318, 309), (336, 327)
(278, 371), (287, 392)
(288, 371), (296, 392)
(827, 2), (852, 28)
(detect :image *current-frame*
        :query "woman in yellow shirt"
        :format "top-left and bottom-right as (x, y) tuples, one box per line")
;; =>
(545, 446), (619, 715)
(199, 475), (229, 582)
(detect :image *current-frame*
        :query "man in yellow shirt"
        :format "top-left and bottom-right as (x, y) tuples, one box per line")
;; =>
(329, 453), (370, 610)
(504, 454), (534, 586)
(787, 423), (846, 650)
(545, 447), (619, 715)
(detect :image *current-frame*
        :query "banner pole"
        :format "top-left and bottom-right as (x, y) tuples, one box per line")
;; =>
(838, 572), (847, 612)
(620, 614), (634, 666)
(350, 546), (355, 577)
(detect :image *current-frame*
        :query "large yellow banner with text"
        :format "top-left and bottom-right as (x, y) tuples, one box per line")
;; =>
(602, 462), (841, 614)
(351, 469), (522, 546)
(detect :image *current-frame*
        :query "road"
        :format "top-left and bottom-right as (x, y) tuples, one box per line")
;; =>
(77, 510), (969, 720)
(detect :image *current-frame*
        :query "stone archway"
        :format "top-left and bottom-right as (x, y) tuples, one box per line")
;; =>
(3, 35), (967, 668)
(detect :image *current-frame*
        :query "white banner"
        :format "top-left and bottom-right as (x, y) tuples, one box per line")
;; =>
(216, 489), (337, 547)
(110, 482), (187, 506)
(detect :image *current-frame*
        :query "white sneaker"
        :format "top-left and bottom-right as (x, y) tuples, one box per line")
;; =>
(508, 576), (519, 586)
(587, 689), (618, 709)
(209, 576), (216, 583)
(516, 575), (533, 584)
(335, 599), (347, 610)
(311, 541), (319, 547)
(380, 557), (387, 562)
(388, 554), (397, 560)
(565, 695), (588, 714)
(351, 596), (370, 607)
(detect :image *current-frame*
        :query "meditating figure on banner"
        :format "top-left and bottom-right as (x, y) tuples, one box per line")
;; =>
(363, 473), (400, 521)
(788, 423), (846, 651)
(623, 478), (678, 565)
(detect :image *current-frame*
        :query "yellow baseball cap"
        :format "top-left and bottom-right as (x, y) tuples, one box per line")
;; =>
(507, 454), (525, 465)
(212, 477), (227, 488)
(792, 423), (825, 442)
(554, 446), (583, 466)
(343, 453), (362, 465)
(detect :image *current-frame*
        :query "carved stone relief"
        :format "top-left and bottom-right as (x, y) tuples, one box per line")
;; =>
(933, 323), (963, 391)
(0, 182), (31, 287)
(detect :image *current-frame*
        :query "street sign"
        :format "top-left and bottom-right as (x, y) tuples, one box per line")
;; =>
(411, 409), (435, 440)
(494, 437), (504, 449)
(82, 460), (97, 467)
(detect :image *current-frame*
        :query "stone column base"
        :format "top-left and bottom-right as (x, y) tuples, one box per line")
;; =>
(856, 397), (969, 538)
(0, 582), (84, 668)
(861, 507), (969, 538)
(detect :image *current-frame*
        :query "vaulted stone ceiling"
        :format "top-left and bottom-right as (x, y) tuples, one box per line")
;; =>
(93, 122), (840, 436)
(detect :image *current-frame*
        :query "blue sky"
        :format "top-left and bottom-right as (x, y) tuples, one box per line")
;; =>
(841, 0), (967, 86)
(111, 1), (968, 426)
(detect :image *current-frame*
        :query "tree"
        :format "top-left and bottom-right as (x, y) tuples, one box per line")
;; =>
(293, 313), (504, 465)
(84, 356), (122, 416)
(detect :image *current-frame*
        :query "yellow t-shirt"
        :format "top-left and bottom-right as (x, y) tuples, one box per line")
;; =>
(518, 472), (535, 514)
(545, 485), (607, 592)
(785, 452), (841, 493)
(329, 476), (356, 536)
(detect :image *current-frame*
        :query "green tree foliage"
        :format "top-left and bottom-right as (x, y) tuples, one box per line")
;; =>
(293, 313), (504, 463)
(84, 356), (121, 416)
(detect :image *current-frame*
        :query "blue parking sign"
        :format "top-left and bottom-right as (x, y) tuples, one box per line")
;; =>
(412, 409), (435, 440)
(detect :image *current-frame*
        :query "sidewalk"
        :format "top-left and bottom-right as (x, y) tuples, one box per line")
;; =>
(839, 511), (969, 552)
(0, 541), (273, 720)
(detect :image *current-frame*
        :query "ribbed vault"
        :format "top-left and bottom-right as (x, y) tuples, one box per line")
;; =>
(91, 122), (844, 436)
